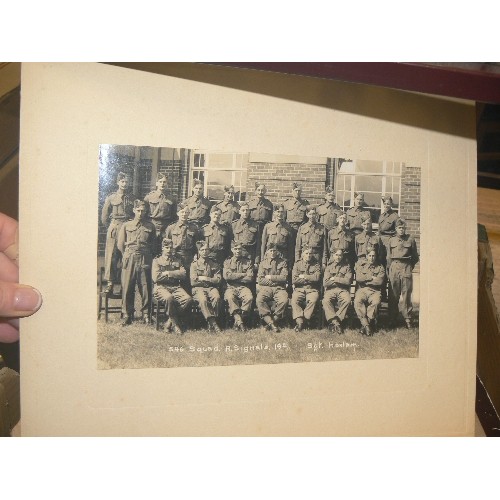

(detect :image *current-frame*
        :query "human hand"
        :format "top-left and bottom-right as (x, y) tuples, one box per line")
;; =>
(0, 213), (42, 343)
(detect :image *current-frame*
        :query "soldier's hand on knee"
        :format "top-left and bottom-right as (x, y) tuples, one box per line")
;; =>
(0, 213), (43, 343)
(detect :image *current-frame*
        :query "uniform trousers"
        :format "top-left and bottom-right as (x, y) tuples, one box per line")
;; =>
(291, 288), (319, 320)
(322, 287), (351, 322)
(121, 252), (152, 317)
(354, 287), (381, 326)
(224, 286), (253, 315)
(388, 261), (413, 320)
(153, 284), (192, 317)
(256, 286), (288, 319)
(104, 219), (125, 283)
(192, 287), (220, 320)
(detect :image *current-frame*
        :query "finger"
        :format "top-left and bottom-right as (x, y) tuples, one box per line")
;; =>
(0, 213), (18, 261)
(0, 318), (19, 343)
(0, 252), (19, 282)
(0, 282), (43, 317)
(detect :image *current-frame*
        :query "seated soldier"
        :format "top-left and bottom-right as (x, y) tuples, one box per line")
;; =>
(152, 238), (192, 334)
(190, 242), (222, 333)
(354, 249), (386, 336)
(291, 247), (321, 332)
(322, 249), (353, 334)
(256, 244), (289, 332)
(223, 243), (255, 331)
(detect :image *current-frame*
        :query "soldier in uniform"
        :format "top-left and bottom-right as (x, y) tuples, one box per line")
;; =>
(346, 192), (372, 236)
(261, 204), (295, 266)
(101, 172), (133, 293)
(248, 182), (273, 234)
(215, 185), (240, 227)
(323, 248), (353, 334)
(201, 206), (232, 266)
(117, 200), (156, 325)
(295, 206), (327, 268)
(283, 182), (309, 234)
(378, 196), (399, 247)
(256, 244), (289, 332)
(223, 243), (255, 331)
(291, 246), (321, 332)
(355, 217), (385, 265)
(316, 186), (343, 231)
(231, 203), (261, 267)
(152, 238), (192, 334)
(179, 179), (213, 230)
(354, 248), (386, 336)
(190, 242), (223, 333)
(387, 218), (419, 328)
(326, 212), (355, 268)
(144, 173), (177, 256)
(165, 206), (202, 277)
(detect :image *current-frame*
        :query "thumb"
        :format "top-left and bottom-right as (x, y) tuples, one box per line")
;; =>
(0, 282), (42, 317)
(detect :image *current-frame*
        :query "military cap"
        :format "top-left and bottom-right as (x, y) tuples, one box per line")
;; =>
(354, 192), (364, 199)
(231, 242), (243, 251)
(382, 195), (393, 203)
(133, 199), (146, 209)
(157, 173), (167, 182)
(196, 241), (208, 251)
(177, 206), (190, 215)
(325, 186), (334, 194)
(239, 202), (250, 209)
(162, 238), (174, 248)
(224, 185), (235, 192)
(306, 205), (318, 214)
(254, 182), (266, 190)
(193, 179), (203, 187)
(274, 203), (285, 212)
(395, 218), (407, 227)
(210, 205), (222, 214)
(117, 172), (129, 182)
(302, 245), (314, 252)
(266, 243), (278, 251)
(292, 182), (301, 190)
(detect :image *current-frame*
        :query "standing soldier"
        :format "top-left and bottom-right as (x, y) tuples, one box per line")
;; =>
(387, 218), (419, 328)
(223, 243), (255, 331)
(323, 249), (353, 334)
(355, 217), (385, 265)
(117, 200), (156, 326)
(317, 186), (343, 231)
(378, 196), (399, 248)
(261, 204), (295, 266)
(248, 182), (273, 234)
(190, 242), (222, 333)
(283, 182), (309, 234)
(144, 173), (177, 256)
(101, 172), (134, 293)
(165, 206), (202, 282)
(231, 203), (261, 267)
(346, 192), (372, 236)
(152, 238), (192, 334)
(326, 212), (355, 267)
(201, 206), (232, 266)
(291, 247), (321, 332)
(256, 244), (289, 332)
(215, 185), (240, 227)
(354, 248), (386, 336)
(295, 206), (327, 268)
(179, 179), (213, 230)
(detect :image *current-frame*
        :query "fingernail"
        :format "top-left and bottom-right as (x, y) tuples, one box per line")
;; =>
(14, 287), (43, 312)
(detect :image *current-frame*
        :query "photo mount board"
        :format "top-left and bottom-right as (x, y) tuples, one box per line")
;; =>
(19, 62), (477, 436)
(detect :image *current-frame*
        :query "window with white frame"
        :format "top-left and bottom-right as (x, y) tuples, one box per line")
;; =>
(335, 159), (402, 224)
(190, 151), (248, 201)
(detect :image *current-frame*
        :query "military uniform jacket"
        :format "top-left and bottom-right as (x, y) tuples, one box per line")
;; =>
(231, 218), (261, 262)
(101, 191), (134, 226)
(378, 209), (399, 238)
(316, 202), (343, 231)
(354, 260), (386, 289)
(216, 200), (240, 226)
(248, 197), (273, 226)
(144, 190), (176, 226)
(327, 227), (355, 261)
(292, 259), (321, 290)
(387, 234), (419, 268)
(261, 220), (294, 263)
(257, 256), (288, 288)
(152, 255), (187, 286)
(165, 221), (202, 255)
(201, 222), (231, 260)
(346, 206), (372, 234)
(323, 261), (353, 290)
(190, 257), (222, 288)
(180, 195), (213, 225)
(117, 219), (156, 261)
(223, 256), (254, 287)
(355, 231), (384, 260)
(283, 198), (309, 225)
(295, 222), (327, 264)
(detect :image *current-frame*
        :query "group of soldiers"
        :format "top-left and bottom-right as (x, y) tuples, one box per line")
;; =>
(100, 172), (419, 336)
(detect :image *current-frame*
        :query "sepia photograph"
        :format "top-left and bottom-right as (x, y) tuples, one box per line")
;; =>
(97, 144), (421, 370)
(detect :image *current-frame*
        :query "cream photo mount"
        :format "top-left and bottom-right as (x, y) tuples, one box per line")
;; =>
(19, 63), (477, 436)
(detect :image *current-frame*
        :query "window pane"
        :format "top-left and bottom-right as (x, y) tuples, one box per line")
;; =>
(194, 154), (205, 169)
(362, 192), (382, 209)
(356, 160), (383, 173)
(354, 175), (383, 193)
(207, 153), (234, 169)
(338, 160), (354, 174)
